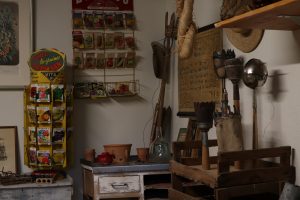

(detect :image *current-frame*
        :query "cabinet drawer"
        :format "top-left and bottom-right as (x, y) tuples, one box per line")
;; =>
(98, 175), (140, 194)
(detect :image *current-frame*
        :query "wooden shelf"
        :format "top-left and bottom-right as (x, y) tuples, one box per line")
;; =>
(215, 0), (300, 30)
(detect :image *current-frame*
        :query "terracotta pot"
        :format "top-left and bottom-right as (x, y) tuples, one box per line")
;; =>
(136, 148), (149, 162)
(103, 144), (132, 163)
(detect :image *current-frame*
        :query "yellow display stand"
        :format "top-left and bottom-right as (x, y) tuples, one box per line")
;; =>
(24, 48), (72, 169)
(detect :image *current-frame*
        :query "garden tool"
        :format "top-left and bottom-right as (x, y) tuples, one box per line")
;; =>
(243, 58), (268, 150)
(194, 102), (215, 170)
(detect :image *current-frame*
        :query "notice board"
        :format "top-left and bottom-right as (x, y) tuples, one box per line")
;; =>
(178, 28), (222, 113)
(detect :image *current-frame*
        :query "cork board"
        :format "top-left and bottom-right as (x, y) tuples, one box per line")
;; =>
(178, 28), (222, 113)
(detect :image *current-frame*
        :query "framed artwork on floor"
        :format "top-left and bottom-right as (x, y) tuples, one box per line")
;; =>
(0, 126), (17, 173)
(0, 0), (32, 88)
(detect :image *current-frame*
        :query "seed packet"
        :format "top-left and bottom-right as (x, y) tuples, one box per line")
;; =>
(96, 53), (105, 69)
(104, 13), (114, 28)
(115, 53), (125, 68)
(125, 36), (135, 49)
(125, 52), (136, 68)
(29, 147), (37, 165)
(52, 128), (65, 144)
(72, 31), (84, 49)
(37, 127), (51, 145)
(37, 106), (51, 124)
(94, 11), (105, 29)
(53, 149), (65, 165)
(105, 33), (115, 49)
(83, 32), (94, 49)
(28, 126), (37, 144)
(90, 82), (107, 98)
(85, 53), (96, 69)
(37, 150), (51, 166)
(74, 82), (90, 98)
(27, 105), (37, 123)
(125, 13), (135, 29)
(117, 83), (130, 95)
(115, 32), (125, 49)
(52, 84), (64, 102)
(73, 11), (84, 29)
(114, 13), (124, 29)
(52, 106), (64, 123)
(83, 11), (94, 29)
(36, 84), (51, 103)
(73, 51), (84, 69)
(30, 84), (38, 102)
(106, 53), (115, 68)
(95, 33), (104, 49)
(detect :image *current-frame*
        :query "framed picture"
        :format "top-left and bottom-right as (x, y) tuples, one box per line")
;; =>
(0, 0), (32, 88)
(0, 126), (17, 173)
(177, 128), (187, 142)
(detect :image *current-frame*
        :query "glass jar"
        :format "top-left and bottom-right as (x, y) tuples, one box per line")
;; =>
(149, 126), (171, 162)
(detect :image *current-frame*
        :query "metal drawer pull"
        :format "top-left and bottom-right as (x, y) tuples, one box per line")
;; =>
(111, 183), (129, 189)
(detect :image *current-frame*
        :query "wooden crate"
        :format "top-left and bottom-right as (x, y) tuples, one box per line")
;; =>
(170, 143), (295, 200)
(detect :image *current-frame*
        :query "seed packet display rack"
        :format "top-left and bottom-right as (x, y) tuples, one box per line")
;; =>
(24, 49), (72, 170)
(72, 0), (138, 99)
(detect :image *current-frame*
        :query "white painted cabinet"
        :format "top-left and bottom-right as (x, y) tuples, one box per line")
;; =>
(82, 164), (170, 200)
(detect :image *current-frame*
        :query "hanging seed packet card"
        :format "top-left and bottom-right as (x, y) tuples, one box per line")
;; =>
(96, 53), (105, 69)
(94, 11), (105, 29)
(27, 105), (37, 123)
(37, 150), (51, 166)
(125, 52), (136, 68)
(29, 147), (37, 165)
(106, 53), (115, 68)
(73, 51), (84, 69)
(37, 127), (51, 145)
(125, 36), (135, 49)
(72, 31), (84, 49)
(28, 126), (37, 144)
(95, 33), (104, 49)
(115, 32), (125, 49)
(52, 85), (64, 102)
(52, 128), (65, 144)
(53, 149), (65, 165)
(104, 13), (115, 28)
(90, 82), (107, 98)
(74, 82), (90, 98)
(125, 13), (136, 29)
(115, 53), (125, 68)
(30, 84), (38, 102)
(37, 106), (51, 124)
(83, 11), (94, 29)
(105, 33), (115, 49)
(85, 53), (96, 69)
(83, 32), (94, 49)
(73, 11), (84, 29)
(114, 13), (124, 29)
(37, 84), (51, 103)
(53, 106), (65, 123)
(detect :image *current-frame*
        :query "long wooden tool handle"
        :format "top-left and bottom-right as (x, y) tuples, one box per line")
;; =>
(202, 132), (210, 170)
(252, 89), (258, 150)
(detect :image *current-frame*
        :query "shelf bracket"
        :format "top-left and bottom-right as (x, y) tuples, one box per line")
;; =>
(277, 15), (300, 26)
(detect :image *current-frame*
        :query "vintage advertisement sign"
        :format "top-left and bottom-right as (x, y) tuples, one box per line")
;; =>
(28, 49), (66, 83)
(72, 0), (133, 11)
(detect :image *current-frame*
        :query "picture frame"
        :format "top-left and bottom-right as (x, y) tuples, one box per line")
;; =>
(177, 128), (187, 142)
(0, 126), (17, 173)
(0, 0), (32, 88)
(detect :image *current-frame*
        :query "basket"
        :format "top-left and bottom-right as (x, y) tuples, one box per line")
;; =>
(103, 144), (132, 163)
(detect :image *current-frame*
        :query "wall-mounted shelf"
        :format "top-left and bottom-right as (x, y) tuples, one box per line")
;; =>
(215, 0), (300, 30)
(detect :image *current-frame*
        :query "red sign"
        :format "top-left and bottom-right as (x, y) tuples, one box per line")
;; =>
(72, 0), (133, 11)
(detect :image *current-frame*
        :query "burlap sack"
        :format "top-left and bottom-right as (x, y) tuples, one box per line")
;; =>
(216, 115), (243, 152)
